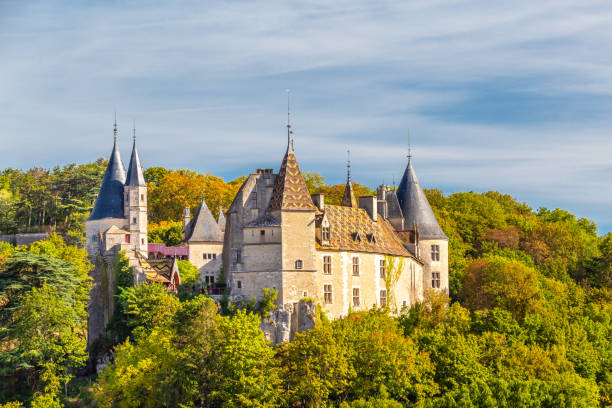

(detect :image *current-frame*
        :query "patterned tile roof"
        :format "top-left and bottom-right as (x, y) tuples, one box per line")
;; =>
(316, 204), (412, 258)
(341, 181), (358, 208)
(268, 147), (316, 211)
(139, 257), (180, 284)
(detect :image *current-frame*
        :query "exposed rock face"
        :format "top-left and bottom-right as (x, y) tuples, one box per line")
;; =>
(260, 300), (316, 344)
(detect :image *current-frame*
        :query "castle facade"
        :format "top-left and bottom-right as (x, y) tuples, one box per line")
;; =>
(85, 122), (448, 342)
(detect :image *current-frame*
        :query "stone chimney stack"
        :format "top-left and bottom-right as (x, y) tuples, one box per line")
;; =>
(311, 194), (324, 211)
(359, 196), (377, 222)
(182, 207), (191, 239)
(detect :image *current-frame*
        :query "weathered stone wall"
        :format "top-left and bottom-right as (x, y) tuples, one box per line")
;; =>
(418, 238), (449, 296)
(0, 233), (49, 246)
(188, 242), (223, 279)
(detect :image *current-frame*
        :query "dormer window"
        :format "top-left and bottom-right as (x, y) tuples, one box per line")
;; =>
(295, 260), (303, 270)
(367, 233), (376, 243)
(322, 226), (330, 241)
(352, 232), (362, 242)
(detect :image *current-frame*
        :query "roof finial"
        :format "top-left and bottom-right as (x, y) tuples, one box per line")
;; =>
(113, 110), (118, 143)
(407, 130), (412, 161)
(132, 119), (136, 143)
(286, 89), (293, 150)
(393, 174), (396, 190)
(347, 148), (351, 182)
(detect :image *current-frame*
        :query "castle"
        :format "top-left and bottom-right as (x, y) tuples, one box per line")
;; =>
(85, 120), (448, 343)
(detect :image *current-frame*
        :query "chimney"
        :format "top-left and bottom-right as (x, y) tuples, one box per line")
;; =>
(359, 196), (377, 222)
(311, 194), (324, 210)
(182, 207), (191, 239)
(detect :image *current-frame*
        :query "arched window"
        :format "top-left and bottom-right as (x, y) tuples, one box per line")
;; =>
(295, 259), (303, 270)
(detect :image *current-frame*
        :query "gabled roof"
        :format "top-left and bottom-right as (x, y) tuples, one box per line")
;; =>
(183, 197), (223, 242)
(125, 141), (146, 186)
(88, 138), (126, 220)
(396, 158), (448, 240)
(268, 145), (316, 211)
(316, 204), (411, 257)
(341, 181), (358, 208)
(105, 225), (130, 235)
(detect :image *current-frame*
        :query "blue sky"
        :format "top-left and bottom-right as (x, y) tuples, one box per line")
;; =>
(1, 0), (612, 233)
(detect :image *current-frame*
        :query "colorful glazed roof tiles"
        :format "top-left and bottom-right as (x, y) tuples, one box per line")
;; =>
(268, 147), (316, 211)
(341, 181), (358, 208)
(316, 204), (412, 258)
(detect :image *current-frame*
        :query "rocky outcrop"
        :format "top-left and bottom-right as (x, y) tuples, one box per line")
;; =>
(260, 299), (316, 344)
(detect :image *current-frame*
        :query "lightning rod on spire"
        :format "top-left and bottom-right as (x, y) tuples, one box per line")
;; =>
(347, 148), (351, 182)
(133, 120), (136, 143)
(113, 110), (118, 142)
(407, 130), (412, 160)
(286, 89), (293, 149)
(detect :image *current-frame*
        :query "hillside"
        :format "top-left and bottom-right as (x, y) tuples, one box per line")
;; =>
(0, 162), (610, 407)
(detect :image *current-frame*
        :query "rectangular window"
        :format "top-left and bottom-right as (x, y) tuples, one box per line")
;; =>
(213, 254), (216, 259)
(141, 238), (145, 245)
(322, 226), (330, 241)
(352, 288), (360, 307)
(140, 194), (144, 201)
(432, 272), (441, 289)
(323, 256), (332, 275)
(324, 284), (333, 304)
(380, 289), (387, 307)
(132, 217), (137, 224)
(352, 257), (360, 276)
(236, 249), (242, 263)
(125, 235), (130, 243)
(379, 259), (386, 278)
(205, 276), (215, 285)
(431, 245), (440, 261)
(251, 192), (257, 208)
(260, 230), (265, 236)
(237, 280), (242, 289)
(295, 259), (303, 269)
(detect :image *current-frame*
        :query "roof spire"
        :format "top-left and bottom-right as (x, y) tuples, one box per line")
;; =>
(347, 148), (351, 182)
(133, 119), (136, 143)
(113, 111), (118, 143)
(407, 130), (411, 161)
(125, 120), (146, 186)
(286, 89), (293, 151)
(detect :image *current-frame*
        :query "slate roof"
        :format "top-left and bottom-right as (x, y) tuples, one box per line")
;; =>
(268, 145), (316, 211)
(125, 141), (146, 186)
(341, 180), (358, 208)
(88, 139), (126, 220)
(244, 212), (280, 227)
(396, 159), (448, 240)
(217, 205), (226, 231)
(183, 197), (224, 242)
(385, 190), (403, 219)
(316, 204), (411, 257)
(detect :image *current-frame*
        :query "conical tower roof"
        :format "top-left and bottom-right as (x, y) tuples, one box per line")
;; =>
(217, 203), (226, 232)
(183, 197), (223, 242)
(268, 144), (316, 211)
(125, 132), (146, 186)
(88, 134), (126, 220)
(396, 158), (447, 240)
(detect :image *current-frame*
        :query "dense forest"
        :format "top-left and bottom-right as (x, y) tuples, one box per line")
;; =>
(0, 161), (610, 407)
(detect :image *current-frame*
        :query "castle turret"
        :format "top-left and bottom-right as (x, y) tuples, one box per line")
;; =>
(396, 156), (448, 295)
(124, 127), (148, 256)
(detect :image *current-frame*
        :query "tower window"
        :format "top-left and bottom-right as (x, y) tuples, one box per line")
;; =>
(125, 235), (130, 243)
(237, 280), (242, 289)
(322, 226), (330, 241)
(323, 256), (332, 274)
(295, 259), (303, 270)
(260, 230), (265, 236)
(141, 194), (144, 201)
(141, 238), (145, 245)
(324, 284), (333, 304)
(379, 259), (386, 278)
(352, 288), (360, 307)
(352, 257), (360, 276)
(380, 289), (387, 307)
(431, 245), (440, 261)
(132, 217), (137, 224)
(236, 249), (242, 264)
(432, 272), (441, 289)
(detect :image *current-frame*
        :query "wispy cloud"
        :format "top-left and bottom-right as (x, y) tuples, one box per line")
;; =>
(1, 0), (612, 231)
